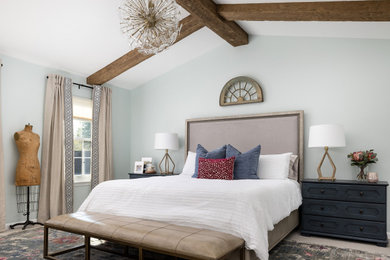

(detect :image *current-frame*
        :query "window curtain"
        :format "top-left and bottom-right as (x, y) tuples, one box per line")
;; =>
(38, 74), (74, 222)
(0, 60), (5, 232)
(91, 86), (112, 189)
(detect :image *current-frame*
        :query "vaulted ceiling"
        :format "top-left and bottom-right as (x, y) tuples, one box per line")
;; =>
(0, 0), (389, 89)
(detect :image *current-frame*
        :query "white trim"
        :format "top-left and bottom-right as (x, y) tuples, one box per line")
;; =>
(74, 181), (91, 187)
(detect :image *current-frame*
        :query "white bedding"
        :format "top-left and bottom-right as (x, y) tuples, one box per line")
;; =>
(78, 175), (302, 260)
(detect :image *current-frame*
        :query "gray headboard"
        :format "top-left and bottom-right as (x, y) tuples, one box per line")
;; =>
(185, 111), (304, 181)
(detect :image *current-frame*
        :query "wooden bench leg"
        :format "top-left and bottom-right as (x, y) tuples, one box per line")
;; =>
(85, 236), (90, 260)
(240, 246), (245, 260)
(138, 247), (143, 260)
(44, 226), (49, 258)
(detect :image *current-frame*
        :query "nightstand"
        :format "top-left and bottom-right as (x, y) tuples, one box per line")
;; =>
(128, 173), (179, 179)
(301, 179), (388, 247)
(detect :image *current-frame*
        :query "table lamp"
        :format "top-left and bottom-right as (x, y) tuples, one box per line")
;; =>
(308, 124), (346, 181)
(154, 133), (179, 174)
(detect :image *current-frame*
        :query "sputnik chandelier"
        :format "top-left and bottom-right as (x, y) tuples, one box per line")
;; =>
(119, 0), (182, 55)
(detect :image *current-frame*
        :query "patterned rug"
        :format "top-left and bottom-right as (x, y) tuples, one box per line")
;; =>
(0, 227), (389, 259)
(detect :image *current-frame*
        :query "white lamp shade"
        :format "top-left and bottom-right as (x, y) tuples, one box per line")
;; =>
(308, 124), (346, 148)
(154, 133), (179, 150)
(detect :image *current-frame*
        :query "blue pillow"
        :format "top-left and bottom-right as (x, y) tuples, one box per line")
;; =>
(192, 144), (227, 178)
(226, 144), (261, 180)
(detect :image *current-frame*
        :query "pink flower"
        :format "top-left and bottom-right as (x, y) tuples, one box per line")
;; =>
(353, 152), (363, 161)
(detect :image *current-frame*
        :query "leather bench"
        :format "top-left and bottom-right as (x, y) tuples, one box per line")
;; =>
(44, 211), (245, 260)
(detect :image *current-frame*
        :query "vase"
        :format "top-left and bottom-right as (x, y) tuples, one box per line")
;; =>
(367, 172), (378, 183)
(356, 165), (367, 180)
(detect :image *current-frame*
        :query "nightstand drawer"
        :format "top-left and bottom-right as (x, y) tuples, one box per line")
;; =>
(343, 185), (386, 203)
(302, 215), (387, 240)
(303, 199), (386, 222)
(302, 183), (341, 200)
(302, 183), (386, 203)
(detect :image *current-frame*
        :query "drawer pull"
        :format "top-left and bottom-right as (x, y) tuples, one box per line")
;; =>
(360, 227), (364, 231)
(320, 207), (324, 211)
(359, 210), (364, 214)
(320, 223), (324, 228)
(360, 191), (364, 196)
(320, 189), (325, 194)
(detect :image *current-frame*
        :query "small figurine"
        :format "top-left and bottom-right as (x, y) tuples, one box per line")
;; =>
(145, 163), (156, 174)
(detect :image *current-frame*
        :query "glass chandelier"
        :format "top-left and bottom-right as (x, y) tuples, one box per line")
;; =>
(119, 0), (182, 55)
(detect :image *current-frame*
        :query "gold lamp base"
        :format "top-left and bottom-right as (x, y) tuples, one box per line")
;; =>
(158, 149), (175, 175)
(317, 146), (336, 181)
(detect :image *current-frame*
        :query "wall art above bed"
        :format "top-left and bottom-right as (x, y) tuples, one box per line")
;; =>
(219, 76), (263, 106)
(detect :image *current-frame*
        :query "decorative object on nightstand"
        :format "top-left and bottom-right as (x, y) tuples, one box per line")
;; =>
(367, 172), (378, 183)
(347, 149), (378, 181)
(134, 161), (144, 174)
(219, 76), (263, 106)
(301, 179), (388, 247)
(308, 124), (346, 181)
(141, 157), (156, 173)
(154, 133), (179, 174)
(145, 163), (156, 174)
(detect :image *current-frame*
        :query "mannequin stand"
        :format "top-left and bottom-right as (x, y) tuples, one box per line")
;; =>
(10, 186), (43, 230)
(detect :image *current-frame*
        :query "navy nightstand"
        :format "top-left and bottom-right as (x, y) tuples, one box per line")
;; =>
(301, 179), (388, 247)
(128, 173), (179, 179)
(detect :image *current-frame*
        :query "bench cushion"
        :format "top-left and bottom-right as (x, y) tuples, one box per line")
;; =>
(45, 212), (244, 260)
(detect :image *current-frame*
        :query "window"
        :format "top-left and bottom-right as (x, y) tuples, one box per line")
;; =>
(73, 97), (93, 183)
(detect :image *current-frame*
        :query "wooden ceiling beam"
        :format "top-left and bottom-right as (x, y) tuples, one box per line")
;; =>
(217, 1), (390, 22)
(87, 15), (204, 85)
(176, 0), (248, 47)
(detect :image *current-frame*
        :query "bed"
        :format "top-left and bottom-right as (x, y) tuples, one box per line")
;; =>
(79, 110), (304, 260)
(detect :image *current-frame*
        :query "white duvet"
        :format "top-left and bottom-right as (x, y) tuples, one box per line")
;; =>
(78, 176), (302, 260)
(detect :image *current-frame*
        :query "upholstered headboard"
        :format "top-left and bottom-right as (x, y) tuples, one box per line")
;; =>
(185, 111), (304, 181)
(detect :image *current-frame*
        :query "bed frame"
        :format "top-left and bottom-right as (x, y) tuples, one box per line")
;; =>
(185, 110), (304, 258)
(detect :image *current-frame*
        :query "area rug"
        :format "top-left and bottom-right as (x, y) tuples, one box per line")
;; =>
(0, 227), (389, 259)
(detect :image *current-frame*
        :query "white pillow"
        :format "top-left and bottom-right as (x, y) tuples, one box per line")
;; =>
(257, 152), (293, 179)
(181, 151), (196, 176)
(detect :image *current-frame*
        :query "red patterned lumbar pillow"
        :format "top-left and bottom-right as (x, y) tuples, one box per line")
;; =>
(197, 156), (235, 180)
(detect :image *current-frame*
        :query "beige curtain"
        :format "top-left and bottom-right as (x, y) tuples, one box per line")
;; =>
(91, 86), (112, 189)
(98, 87), (113, 182)
(0, 60), (5, 232)
(38, 74), (74, 222)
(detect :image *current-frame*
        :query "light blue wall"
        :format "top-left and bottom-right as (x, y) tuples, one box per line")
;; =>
(0, 54), (131, 224)
(130, 35), (390, 232)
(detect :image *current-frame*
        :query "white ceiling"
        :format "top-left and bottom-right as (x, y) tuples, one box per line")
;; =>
(0, 0), (389, 90)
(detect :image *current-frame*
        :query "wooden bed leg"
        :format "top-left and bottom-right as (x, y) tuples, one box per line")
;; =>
(138, 248), (143, 260)
(44, 226), (49, 258)
(85, 236), (90, 260)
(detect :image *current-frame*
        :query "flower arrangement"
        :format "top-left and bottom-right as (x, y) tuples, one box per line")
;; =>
(347, 149), (378, 180)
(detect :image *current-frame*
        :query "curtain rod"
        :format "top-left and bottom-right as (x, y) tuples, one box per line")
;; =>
(73, 82), (94, 90)
(46, 76), (94, 90)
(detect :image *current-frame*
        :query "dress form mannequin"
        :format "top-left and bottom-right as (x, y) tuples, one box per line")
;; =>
(10, 124), (43, 230)
(14, 124), (41, 186)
